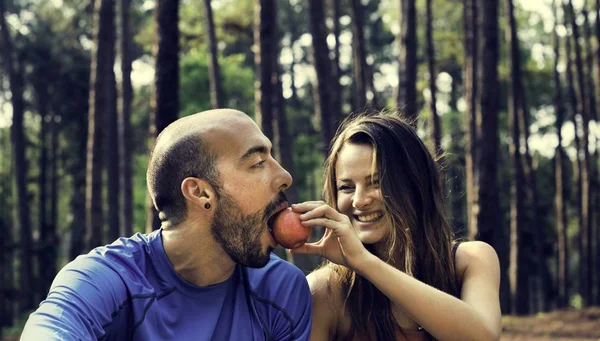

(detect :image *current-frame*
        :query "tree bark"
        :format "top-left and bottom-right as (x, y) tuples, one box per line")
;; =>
(254, 0), (276, 141)
(582, 4), (599, 306)
(203, 0), (223, 108)
(0, 128), (15, 327)
(581, 5), (598, 306)
(463, 0), (479, 242)
(285, 1), (300, 107)
(33, 64), (50, 301)
(565, 9), (582, 306)
(505, 0), (531, 315)
(330, 0), (342, 121)
(567, 0), (592, 305)
(594, 0), (600, 305)
(85, 0), (115, 249)
(0, 0), (34, 312)
(475, 0), (507, 316)
(397, 0), (417, 121)
(307, 0), (337, 155)
(349, 0), (369, 110)
(105, 2), (119, 243)
(119, 0), (134, 237)
(552, 0), (569, 308)
(426, 0), (441, 155)
(146, 0), (180, 233)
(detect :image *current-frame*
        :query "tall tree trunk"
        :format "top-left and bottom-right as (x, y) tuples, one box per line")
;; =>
(48, 114), (60, 278)
(397, 0), (417, 121)
(119, 0), (134, 237)
(68, 117), (88, 259)
(593, 0), (600, 305)
(273, 64), (316, 272)
(273, 67), (298, 205)
(475, 0), (506, 316)
(307, 0), (337, 155)
(581, 3), (598, 306)
(86, 0), (115, 249)
(349, 0), (369, 110)
(34, 71), (49, 301)
(0, 129), (15, 328)
(203, 0), (223, 108)
(426, 0), (441, 155)
(0, 0), (34, 312)
(505, 0), (531, 315)
(565, 10), (582, 306)
(105, 7), (119, 243)
(464, 0), (479, 240)
(254, 0), (276, 141)
(582, 8), (598, 122)
(32, 53), (58, 300)
(285, 1), (300, 107)
(146, 0), (180, 233)
(552, 0), (569, 309)
(567, 0), (592, 305)
(0, 128), (15, 328)
(521, 93), (548, 312)
(582, 4), (599, 306)
(330, 0), (342, 120)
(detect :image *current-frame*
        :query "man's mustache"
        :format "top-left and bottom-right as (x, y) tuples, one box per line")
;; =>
(264, 192), (288, 219)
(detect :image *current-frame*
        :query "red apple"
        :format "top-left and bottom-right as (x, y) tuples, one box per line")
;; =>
(271, 208), (311, 249)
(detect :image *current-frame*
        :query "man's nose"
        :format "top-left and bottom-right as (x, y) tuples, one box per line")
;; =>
(274, 161), (293, 192)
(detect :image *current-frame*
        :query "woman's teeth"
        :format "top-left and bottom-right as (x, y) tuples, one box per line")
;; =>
(356, 212), (383, 222)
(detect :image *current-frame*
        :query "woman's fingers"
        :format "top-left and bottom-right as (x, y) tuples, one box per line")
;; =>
(290, 201), (327, 213)
(299, 205), (344, 222)
(290, 242), (322, 256)
(301, 218), (342, 231)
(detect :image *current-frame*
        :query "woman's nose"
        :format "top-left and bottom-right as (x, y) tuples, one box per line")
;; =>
(352, 187), (374, 209)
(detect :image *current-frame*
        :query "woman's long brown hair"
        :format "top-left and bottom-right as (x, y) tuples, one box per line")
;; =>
(322, 112), (459, 341)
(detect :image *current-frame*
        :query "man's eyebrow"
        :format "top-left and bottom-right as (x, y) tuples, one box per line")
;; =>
(238, 145), (269, 163)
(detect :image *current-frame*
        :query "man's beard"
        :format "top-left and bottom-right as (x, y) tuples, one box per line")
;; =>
(211, 190), (287, 268)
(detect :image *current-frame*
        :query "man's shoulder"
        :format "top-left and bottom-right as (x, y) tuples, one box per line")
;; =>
(73, 233), (152, 268)
(243, 254), (312, 340)
(246, 253), (307, 283)
(244, 253), (309, 300)
(55, 232), (158, 293)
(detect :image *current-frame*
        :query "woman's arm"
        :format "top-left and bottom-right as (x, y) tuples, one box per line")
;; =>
(291, 202), (501, 341)
(357, 241), (501, 341)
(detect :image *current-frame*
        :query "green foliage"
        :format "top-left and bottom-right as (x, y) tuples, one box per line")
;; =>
(2, 0), (598, 326)
(179, 49), (254, 116)
(133, 153), (149, 234)
(1, 310), (33, 337)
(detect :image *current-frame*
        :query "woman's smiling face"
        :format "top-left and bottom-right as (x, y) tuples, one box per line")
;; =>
(335, 142), (389, 245)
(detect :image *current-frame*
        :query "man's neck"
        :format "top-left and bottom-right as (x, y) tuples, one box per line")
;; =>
(161, 219), (236, 287)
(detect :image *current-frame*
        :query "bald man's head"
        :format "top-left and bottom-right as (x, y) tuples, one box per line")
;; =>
(146, 109), (253, 228)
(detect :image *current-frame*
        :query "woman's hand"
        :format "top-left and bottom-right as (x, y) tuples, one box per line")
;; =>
(290, 201), (371, 271)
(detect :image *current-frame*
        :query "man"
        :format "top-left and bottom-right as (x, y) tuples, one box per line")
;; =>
(21, 109), (312, 340)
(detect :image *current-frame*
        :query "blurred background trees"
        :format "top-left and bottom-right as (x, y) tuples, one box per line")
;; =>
(0, 0), (599, 335)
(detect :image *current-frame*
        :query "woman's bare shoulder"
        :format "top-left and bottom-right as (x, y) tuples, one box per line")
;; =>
(454, 241), (499, 282)
(307, 264), (344, 302)
(306, 265), (348, 340)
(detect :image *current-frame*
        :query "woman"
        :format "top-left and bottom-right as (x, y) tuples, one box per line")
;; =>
(291, 112), (501, 341)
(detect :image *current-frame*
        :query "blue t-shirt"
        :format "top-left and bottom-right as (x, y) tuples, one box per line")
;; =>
(21, 230), (312, 340)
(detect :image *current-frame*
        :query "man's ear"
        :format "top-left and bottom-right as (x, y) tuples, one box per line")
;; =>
(181, 177), (216, 212)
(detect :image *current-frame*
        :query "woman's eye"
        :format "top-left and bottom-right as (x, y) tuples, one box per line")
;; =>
(337, 185), (354, 192)
(370, 179), (380, 187)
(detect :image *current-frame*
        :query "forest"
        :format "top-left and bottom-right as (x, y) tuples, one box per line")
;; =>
(0, 0), (599, 338)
